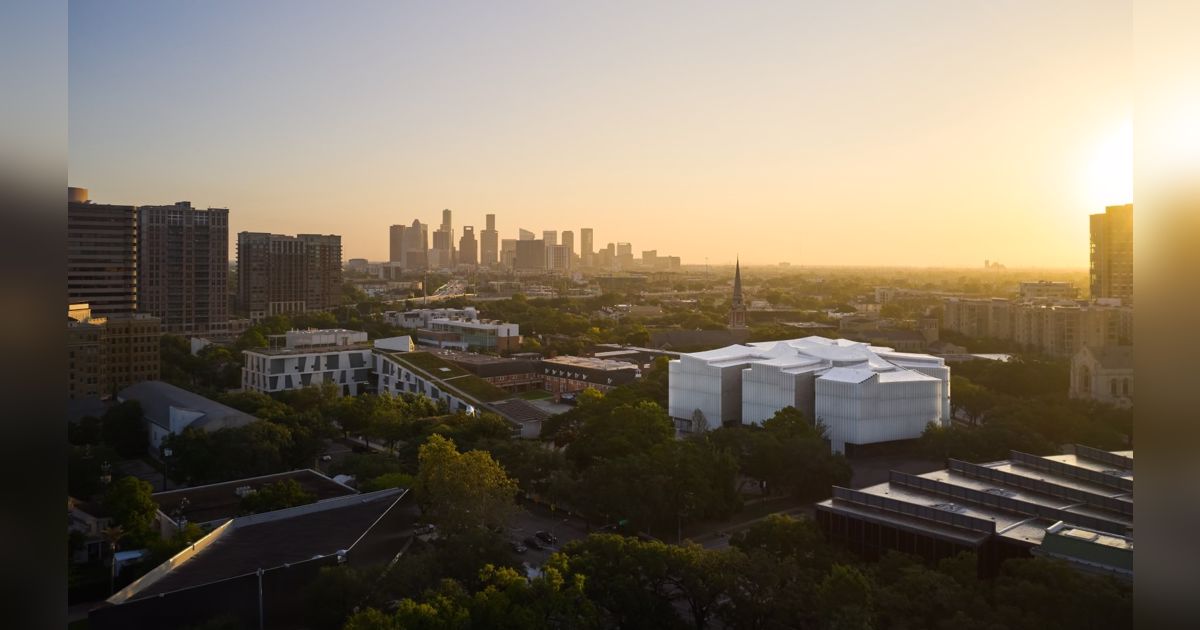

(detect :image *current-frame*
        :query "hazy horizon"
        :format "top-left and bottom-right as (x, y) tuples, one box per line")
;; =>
(69, 1), (1131, 267)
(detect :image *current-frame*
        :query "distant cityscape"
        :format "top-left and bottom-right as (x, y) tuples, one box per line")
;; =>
(66, 181), (1135, 628)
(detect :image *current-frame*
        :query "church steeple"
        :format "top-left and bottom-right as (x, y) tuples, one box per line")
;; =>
(729, 257), (747, 329)
(732, 258), (744, 305)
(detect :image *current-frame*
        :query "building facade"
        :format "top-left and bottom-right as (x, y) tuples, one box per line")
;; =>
(458, 226), (478, 266)
(816, 446), (1132, 578)
(1018, 281), (1078, 300)
(1089, 204), (1133, 304)
(480, 214), (499, 267)
(67, 187), (138, 317)
(236, 232), (342, 320)
(242, 329), (373, 396)
(137, 202), (230, 335)
(1069, 345), (1133, 407)
(515, 239), (546, 270)
(540, 356), (639, 395)
(669, 336), (950, 452)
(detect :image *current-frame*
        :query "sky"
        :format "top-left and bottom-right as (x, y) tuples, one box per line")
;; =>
(69, 1), (1131, 267)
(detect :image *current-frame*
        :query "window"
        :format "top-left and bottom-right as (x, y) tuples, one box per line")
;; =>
(1110, 379), (1118, 396)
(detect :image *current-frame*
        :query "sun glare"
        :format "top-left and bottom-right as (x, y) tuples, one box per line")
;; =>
(1081, 120), (1133, 210)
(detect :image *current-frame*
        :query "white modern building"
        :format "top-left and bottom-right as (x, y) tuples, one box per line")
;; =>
(383, 307), (520, 352)
(668, 336), (951, 453)
(383, 307), (479, 329)
(374, 350), (480, 415)
(242, 329), (374, 396)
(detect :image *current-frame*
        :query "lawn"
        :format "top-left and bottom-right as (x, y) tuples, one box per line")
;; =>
(391, 352), (508, 403)
(517, 389), (553, 401)
(392, 352), (469, 378)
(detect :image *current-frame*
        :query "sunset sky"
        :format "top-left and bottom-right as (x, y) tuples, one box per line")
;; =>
(68, 1), (1131, 267)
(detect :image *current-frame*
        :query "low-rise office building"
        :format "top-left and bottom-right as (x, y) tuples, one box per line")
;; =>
(668, 336), (950, 452)
(241, 329), (373, 396)
(816, 446), (1132, 579)
(541, 355), (640, 395)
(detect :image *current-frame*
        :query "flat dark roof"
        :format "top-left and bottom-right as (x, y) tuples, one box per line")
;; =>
(133, 490), (404, 600)
(488, 399), (551, 426)
(152, 469), (356, 525)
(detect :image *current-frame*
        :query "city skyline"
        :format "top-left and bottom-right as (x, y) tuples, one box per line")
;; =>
(69, 1), (1130, 267)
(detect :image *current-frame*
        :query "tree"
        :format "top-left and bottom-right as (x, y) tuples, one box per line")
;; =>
(358, 472), (416, 492)
(101, 400), (148, 458)
(415, 434), (518, 537)
(103, 476), (158, 547)
(565, 401), (674, 468)
(239, 479), (315, 515)
(816, 564), (875, 630)
(69, 415), (103, 445)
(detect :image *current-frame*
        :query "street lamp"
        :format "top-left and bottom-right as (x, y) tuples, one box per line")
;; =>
(161, 446), (173, 491)
(256, 567), (265, 630)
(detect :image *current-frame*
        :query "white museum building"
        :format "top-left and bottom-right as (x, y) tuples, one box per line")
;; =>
(668, 336), (951, 453)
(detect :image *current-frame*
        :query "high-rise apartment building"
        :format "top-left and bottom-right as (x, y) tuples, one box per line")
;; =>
(1089, 204), (1133, 304)
(302, 234), (343, 312)
(518, 228), (535, 240)
(389, 224), (406, 263)
(515, 239), (546, 270)
(137, 202), (229, 335)
(458, 226), (478, 266)
(480, 214), (499, 266)
(543, 230), (557, 246)
(67, 187), (138, 316)
(237, 232), (342, 320)
(580, 228), (594, 267)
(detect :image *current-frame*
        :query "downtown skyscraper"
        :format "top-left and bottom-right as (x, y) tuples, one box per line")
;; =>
(480, 213), (498, 267)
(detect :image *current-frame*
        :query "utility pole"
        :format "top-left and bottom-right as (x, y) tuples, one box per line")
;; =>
(257, 567), (265, 630)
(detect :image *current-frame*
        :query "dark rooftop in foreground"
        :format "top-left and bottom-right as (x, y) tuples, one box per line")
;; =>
(488, 398), (552, 427)
(152, 469), (357, 525)
(129, 489), (406, 600)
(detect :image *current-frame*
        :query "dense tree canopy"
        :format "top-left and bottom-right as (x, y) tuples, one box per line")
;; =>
(415, 434), (518, 536)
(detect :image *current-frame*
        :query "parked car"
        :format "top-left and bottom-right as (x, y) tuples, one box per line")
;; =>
(523, 537), (543, 550)
(510, 542), (527, 554)
(534, 531), (558, 545)
(320, 454), (333, 462)
(414, 523), (436, 536)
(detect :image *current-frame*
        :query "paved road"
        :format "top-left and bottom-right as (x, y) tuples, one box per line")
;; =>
(693, 505), (813, 550)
